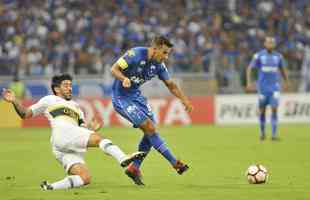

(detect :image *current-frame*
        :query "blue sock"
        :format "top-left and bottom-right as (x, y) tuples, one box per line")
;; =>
(271, 112), (278, 138)
(132, 135), (152, 168)
(259, 113), (266, 137)
(147, 133), (177, 166)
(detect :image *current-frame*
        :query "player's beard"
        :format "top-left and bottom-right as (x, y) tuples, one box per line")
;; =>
(63, 92), (72, 100)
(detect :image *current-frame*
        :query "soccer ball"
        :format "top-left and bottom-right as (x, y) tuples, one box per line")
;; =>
(246, 164), (268, 184)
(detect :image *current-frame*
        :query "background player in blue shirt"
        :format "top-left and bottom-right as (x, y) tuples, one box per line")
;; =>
(246, 36), (289, 141)
(111, 35), (193, 185)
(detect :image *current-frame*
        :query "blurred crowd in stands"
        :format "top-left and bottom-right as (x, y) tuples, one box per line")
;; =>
(0, 0), (309, 90)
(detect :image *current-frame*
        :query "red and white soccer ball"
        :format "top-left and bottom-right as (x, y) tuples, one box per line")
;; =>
(246, 164), (268, 184)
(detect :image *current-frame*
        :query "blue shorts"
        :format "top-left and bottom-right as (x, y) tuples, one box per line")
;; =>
(112, 95), (155, 128)
(258, 91), (280, 109)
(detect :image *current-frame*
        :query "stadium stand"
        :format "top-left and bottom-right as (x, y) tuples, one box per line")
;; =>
(0, 0), (309, 94)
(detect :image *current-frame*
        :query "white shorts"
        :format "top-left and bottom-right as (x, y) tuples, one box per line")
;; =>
(53, 150), (86, 173)
(51, 124), (94, 172)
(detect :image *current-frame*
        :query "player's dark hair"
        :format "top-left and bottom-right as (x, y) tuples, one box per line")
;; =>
(51, 74), (73, 95)
(151, 35), (173, 48)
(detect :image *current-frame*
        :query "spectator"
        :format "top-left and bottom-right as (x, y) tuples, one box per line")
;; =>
(0, 0), (308, 92)
(9, 75), (25, 99)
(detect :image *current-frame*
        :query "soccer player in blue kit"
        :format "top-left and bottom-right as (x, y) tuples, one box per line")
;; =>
(111, 35), (193, 185)
(246, 36), (289, 141)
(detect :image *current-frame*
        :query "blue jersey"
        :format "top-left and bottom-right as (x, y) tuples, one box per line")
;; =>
(249, 49), (285, 93)
(112, 47), (170, 96)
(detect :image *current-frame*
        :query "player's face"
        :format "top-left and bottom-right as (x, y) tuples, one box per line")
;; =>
(58, 80), (72, 100)
(264, 38), (275, 51)
(154, 45), (172, 63)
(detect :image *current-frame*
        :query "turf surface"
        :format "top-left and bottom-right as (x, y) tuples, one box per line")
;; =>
(0, 125), (309, 200)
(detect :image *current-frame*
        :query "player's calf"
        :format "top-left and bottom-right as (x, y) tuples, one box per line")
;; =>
(41, 175), (86, 190)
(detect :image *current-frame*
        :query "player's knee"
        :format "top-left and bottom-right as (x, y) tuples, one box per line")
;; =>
(94, 134), (102, 145)
(88, 133), (102, 147)
(259, 109), (266, 115)
(145, 128), (156, 135)
(80, 174), (92, 185)
(145, 127), (156, 134)
(140, 121), (156, 134)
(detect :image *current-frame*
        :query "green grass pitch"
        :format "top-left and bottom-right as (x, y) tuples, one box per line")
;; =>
(0, 125), (310, 200)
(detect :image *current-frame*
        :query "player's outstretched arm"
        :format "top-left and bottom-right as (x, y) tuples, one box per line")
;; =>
(162, 79), (193, 112)
(1, 88), (32, 119)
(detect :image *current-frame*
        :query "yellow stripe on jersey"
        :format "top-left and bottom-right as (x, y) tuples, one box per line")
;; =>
(127, 49), (135, 57)
(48, 103), (81, 125)
(49, 107), (80, 122)
(47, 104), (79, 114)
(117, 57), (129, 69)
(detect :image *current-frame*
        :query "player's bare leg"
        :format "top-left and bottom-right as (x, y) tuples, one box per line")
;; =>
(87, 133), (146, 167)
(259, 107), (266, 140)
(41, 163), (90, 190)
(271, 107), (279, 140)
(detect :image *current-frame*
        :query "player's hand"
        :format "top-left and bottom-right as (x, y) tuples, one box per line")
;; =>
(88, 117), (103, 132)
(1, 88), (16, 103)
(122, 78), (131, 88)
(245, 83), (255, 93)
(182, 99), (193, 112)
